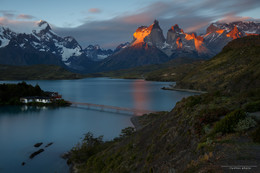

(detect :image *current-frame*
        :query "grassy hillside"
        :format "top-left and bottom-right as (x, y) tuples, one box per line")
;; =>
(0, 64), (85, 80)
(66, 36), (260, 173)
(175, 35), (260, 92)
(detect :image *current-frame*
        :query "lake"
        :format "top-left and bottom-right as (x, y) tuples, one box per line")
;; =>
(0, 78), (194, 173)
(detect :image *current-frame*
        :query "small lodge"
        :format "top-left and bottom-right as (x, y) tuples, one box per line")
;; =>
(20, 92), (62, 104)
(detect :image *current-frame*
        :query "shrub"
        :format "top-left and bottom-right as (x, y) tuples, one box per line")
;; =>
(119, 127), (135, 138)
(213, 109), (246, 134)
(198, 106), (229, 125)
(69, 132), (104, 163)
(186, 95), (202, 107)
(251, 126), (260, 143)
(244, 101), (260, 112)
(234, 117), (257, 132)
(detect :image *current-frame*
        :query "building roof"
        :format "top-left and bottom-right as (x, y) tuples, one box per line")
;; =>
(20, 96), (51, 100)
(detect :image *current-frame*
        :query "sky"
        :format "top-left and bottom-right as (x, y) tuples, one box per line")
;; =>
(1, 0), (260, 49)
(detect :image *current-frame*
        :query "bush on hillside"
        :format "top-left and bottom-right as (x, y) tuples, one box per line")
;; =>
(234, 117), (257, 132)
(244, 101), (260, 112)
(213, 109), (246, 134)
(69, 132), (104, 163)
(251, 126), (260, 143)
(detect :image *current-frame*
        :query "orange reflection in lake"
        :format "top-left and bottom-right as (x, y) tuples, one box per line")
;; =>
(132, 80), (149, 115)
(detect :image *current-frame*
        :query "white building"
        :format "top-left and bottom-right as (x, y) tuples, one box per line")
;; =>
(20, 96), (51, 104)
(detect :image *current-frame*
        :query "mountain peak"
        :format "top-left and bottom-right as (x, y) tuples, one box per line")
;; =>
(152, 20), (160, 29)
(35, 20), (51, 33)
(169, 24), (184, 34)
(226, 25), (243, 39)
(37, 20), (47, 26)
(132, 20), (165, 47)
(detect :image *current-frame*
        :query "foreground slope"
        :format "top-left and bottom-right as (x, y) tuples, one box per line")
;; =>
(67, 36), (260, 172)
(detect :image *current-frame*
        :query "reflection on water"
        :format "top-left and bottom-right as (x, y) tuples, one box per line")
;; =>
(0, 105), (55, 114)
(132, 79), (149, 112)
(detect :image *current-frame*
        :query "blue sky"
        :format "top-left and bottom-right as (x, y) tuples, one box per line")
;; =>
(1, 0), (260, 48)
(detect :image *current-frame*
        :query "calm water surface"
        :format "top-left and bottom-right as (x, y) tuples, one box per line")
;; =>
(0, 78), (194, 173)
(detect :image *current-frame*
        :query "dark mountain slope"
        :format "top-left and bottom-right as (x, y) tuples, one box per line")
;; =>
(0, 64), (84, 80)
(0, 43), (63, 66)
(97, 43), (170, 72)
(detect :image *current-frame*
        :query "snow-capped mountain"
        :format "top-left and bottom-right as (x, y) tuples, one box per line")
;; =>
(0, 20), (95, 72)
(84, 44), (113, 61)
(203, 21), (260, 54)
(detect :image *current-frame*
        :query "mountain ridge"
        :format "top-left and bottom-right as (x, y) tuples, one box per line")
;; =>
(0, 20), (259, 73)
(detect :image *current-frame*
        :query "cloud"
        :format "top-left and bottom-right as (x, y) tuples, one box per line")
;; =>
(0, 10), (36, 21)
(0, 17), (42, 34)
(17, 14), (35, 20)
(88, 8), (101, 13)
(0, 10), (15, 19)
(217, 13), (254, 23)
(54, 0), (260, 49)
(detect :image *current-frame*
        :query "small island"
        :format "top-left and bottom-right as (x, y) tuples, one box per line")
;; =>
(0, 81), (70, 106)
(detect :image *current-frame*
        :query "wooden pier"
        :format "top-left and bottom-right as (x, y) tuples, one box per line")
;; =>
(69, 101), (155, 115)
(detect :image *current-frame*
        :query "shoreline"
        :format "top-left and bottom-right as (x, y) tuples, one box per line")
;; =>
(130, 116), (142, 130)
(162, 87), (207, 94)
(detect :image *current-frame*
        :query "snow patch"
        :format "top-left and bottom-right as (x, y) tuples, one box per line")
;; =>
(97, 54), (108, 60)
(161, 42), (170, 49)
(245, 30), (257, 34)
(34, 23), (48, 34)
(32, 41), (40, 46)
(0, 38), (10, 48)
(64, 62), (71, 66)
(19, 43), (25, 48)
(55, 43), (82, 61)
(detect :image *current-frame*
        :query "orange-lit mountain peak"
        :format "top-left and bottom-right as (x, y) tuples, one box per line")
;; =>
(185, 33), (194, 40)
(245, 33), (259, 36)
(132, 26), (152, 46)
(169, 24), (184, 34)
(184, 33), (196, 40)
(226, 26), (243, 39)
(184, 33), (206, 53)
(194, 36), (207, 54)
(171, 24), (179, 30)
(216, 29), (225, 34)
(176, 37), (183, 49)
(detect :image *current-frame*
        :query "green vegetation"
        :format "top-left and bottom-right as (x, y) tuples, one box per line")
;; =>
(244, 100), (260, 112)
(67, 36), (260, 172)
(0, 82), (70, 106)
(234, 117), (257, 132)
(0, 64), (85, 80)
(213, 109), (246, 134)
(0, 82), (44, 105)
(251, 126), (260, 143)
(68, 132), (105, 164)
